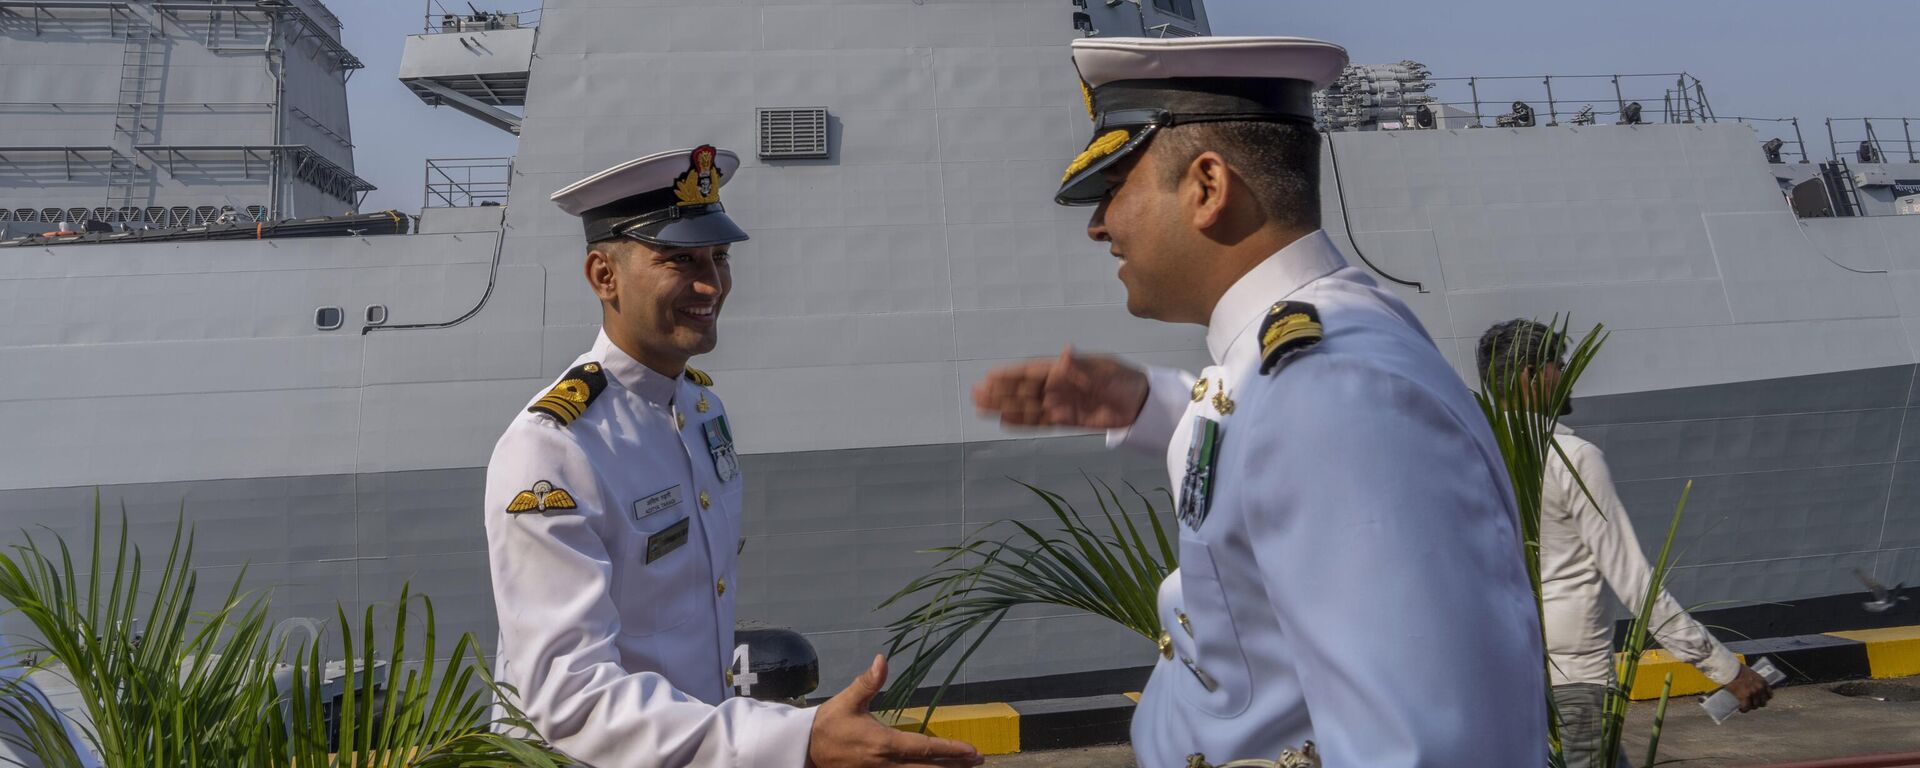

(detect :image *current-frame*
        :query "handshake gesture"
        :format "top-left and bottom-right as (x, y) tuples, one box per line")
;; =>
(806, 655), (983, 768)
(803, 347), (1150, 767)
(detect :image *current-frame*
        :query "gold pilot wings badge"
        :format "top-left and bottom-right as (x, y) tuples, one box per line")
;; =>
(506, 480), (579, 514)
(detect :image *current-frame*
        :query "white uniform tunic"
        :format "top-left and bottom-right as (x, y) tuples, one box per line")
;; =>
(1541, 425), (1741, 688)
(1116, 231), (1547, 767)
(484, 331), (814, 768)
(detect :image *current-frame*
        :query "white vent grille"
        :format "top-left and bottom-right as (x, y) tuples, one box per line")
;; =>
(757, 107), (830, 160)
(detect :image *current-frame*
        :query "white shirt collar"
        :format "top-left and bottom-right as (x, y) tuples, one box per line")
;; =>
(592, 329), (679, 406)
(1204, 229), (1348, 365)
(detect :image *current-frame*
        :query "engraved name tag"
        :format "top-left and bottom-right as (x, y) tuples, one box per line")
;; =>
(645, 517), (691, 564)
(635, 485), (682, 521)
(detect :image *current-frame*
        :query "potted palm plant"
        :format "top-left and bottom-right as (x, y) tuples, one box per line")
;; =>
(0, 499), (569, 767)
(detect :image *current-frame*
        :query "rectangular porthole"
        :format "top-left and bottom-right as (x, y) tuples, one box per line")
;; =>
(315, 306), (343, 331)
(757, 107), (830, 160)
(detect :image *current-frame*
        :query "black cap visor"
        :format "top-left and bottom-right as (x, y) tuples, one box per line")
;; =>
(1055, 122), (1161, 206)
(614, 204), (750, 248)
(1058, 77), (1319, 206)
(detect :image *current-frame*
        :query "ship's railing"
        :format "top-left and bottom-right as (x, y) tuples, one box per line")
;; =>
(423, 157), (512, 209)
(1722, 116), (1814, 165)
(1824, 117), (1919, 165)
(421, 2), (538, 33)
(0, 204), (270, 230)
(1421, 73), (1715, 128)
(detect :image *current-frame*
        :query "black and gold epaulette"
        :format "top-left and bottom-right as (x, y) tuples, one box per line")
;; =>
(528, 362), (607, 426)
(685, 366), (713, 387)
(1259, 301), (1324, 375)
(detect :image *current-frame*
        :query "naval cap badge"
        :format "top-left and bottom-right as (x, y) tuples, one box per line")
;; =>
(674, 144), (724, 207)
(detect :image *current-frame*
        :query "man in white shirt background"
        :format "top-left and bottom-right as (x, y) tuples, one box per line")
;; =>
(1476, 319), (1772, 768)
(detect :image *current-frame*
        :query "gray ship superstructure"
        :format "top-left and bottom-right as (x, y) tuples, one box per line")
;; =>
(4, 0), (1920, 695)
(0, 0), (368, 236)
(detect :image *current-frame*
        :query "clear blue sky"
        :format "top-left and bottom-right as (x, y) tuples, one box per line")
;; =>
(343, 0), (1920, 213)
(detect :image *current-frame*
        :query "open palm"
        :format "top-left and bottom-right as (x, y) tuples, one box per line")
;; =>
(971, 346), (1149, 430)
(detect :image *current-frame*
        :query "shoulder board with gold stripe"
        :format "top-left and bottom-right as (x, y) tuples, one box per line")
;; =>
(685, 366), (713, 387)
(529, 362), (606, 426)
(1259, 301), (1324, 375)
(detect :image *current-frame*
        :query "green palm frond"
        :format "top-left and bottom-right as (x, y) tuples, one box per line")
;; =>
(1473, 316), (1694, 767)
(277, 584), (566, 768)
(1597, 479), (1690, 768)
(0, 494), (567, 768)
(876, 478), (1176, 719)
(0, 496), (281, 766)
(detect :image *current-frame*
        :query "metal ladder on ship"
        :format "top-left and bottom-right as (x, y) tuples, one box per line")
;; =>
(106, 22), (162, 213)
(1822, 157), (1870, 218)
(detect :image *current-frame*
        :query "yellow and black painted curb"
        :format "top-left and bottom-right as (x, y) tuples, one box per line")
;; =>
(869, 625), (1920, 754)
(874, 625), (1920, 754)
(884, 694), (1137, 756)
(1622, 624), (1920, 700)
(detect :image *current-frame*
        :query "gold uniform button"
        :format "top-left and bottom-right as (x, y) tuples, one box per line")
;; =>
(676, 411), (685, 430)
(1157, 631), (1173, 660)
(699, 491), (712, 510)
(716, 577), (727, 597)
(1177, 611), (1192, 636)
(725, 670), (734, 686)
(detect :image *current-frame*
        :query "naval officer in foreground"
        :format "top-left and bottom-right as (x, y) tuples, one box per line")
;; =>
(484, 146), (982, 768)
(973, 37), (1547, 766)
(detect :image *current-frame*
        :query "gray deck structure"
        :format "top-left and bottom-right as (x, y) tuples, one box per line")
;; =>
(0, 0), (368, 237)
(3, 0), (1919, 694)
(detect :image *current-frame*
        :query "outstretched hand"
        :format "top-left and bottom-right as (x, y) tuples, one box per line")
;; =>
(971, 346), (1149, 430)
(806, 655), (984, 768)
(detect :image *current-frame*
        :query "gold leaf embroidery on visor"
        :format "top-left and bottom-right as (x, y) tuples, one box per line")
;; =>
(1062, 130), (1132, 183)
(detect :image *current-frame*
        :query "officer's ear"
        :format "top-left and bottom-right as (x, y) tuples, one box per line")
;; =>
(584, 240), (624, 302)
(1182, 150), (1235, 231)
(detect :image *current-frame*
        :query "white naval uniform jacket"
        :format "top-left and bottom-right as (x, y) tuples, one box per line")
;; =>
(484, 331), (814, 768)
(1114, 231), (1547, 767)
(1541, 424), (1741, 688)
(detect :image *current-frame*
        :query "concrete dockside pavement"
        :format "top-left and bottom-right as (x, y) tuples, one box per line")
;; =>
(885, 625), (1920, 761)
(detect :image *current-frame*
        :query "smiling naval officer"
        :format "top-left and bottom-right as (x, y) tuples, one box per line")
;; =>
(972, 37), (1547, 767)
(484, 147), (982, 768)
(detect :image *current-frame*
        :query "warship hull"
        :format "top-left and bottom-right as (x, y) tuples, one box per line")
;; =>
(4, 0), (1919, 694)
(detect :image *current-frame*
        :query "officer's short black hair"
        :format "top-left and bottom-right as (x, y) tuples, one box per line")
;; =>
(589, 238), (632, 254)
(1476, 319), (1565, 387)
(1151, 121), (1322, 232)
